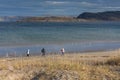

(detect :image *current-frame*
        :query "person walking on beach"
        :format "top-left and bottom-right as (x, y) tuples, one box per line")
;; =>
(41, 48), (46, 56)
(26, 49), (30, 57)
(61, 48), (65, 55)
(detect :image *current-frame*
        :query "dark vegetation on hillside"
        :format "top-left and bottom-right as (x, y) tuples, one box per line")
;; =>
(77, 11), (120, 21)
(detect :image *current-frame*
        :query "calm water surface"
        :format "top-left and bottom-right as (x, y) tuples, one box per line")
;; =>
(0, 22), (120, 56)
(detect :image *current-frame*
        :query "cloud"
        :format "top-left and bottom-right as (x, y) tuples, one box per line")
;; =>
(102, 6), (120, 9)
(80, 2), (97, 7)
(2, 0), (119, 16)
(44, 1), (97, 7)
(45, 1), (68, 5)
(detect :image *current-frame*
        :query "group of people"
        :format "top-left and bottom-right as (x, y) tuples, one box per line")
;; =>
(26, 48), (65, 57)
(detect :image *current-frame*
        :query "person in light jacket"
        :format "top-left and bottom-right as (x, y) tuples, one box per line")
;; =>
(26, 49), (30, 57)
(61, 48), (65, 55)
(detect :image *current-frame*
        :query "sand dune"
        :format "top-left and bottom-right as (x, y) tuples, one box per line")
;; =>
(0, 49), (120, 80)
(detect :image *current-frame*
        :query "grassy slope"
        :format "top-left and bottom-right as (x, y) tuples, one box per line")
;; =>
(0, 50), (120, 80)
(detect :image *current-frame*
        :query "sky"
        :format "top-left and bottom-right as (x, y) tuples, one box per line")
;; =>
(0, 0), (120, 16)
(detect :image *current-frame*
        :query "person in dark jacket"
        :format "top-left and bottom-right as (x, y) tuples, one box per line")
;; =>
(41, 48), (46, 56)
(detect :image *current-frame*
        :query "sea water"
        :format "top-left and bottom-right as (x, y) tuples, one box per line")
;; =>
(0, 21), (120, 56)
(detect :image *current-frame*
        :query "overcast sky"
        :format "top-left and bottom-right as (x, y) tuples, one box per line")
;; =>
(0, 0), (120, 16)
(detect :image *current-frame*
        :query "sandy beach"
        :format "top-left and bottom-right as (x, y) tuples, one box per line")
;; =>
(0, 0), (120, 80)
(0, 49), (120, 80)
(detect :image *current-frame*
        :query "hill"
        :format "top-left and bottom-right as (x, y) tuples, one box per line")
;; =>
(1, 11), (120, 22)
(77, 11), (120, 21)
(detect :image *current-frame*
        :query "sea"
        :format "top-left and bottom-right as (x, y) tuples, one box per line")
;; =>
(0, 21), (120, 56)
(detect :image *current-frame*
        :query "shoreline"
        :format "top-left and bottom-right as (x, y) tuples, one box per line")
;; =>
(0, 41), (120, 57)
(0, 48), (119, 58)
(0, 49), (119, 63)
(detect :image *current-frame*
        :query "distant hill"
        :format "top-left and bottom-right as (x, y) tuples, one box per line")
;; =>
(77, 11), (120, 21)
(0, 11), (120, 22)
(17, 16), (79, 22)
(19, 11), (120, 22)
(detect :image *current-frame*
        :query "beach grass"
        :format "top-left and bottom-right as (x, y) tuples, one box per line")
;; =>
(0, 50), (120, 80)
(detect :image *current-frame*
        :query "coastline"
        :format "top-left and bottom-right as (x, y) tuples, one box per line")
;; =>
(1, 41), (120, 57)
(17, 17), (120, 23)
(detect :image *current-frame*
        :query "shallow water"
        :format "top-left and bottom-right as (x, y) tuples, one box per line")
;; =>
(0, 22), (120, 56)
